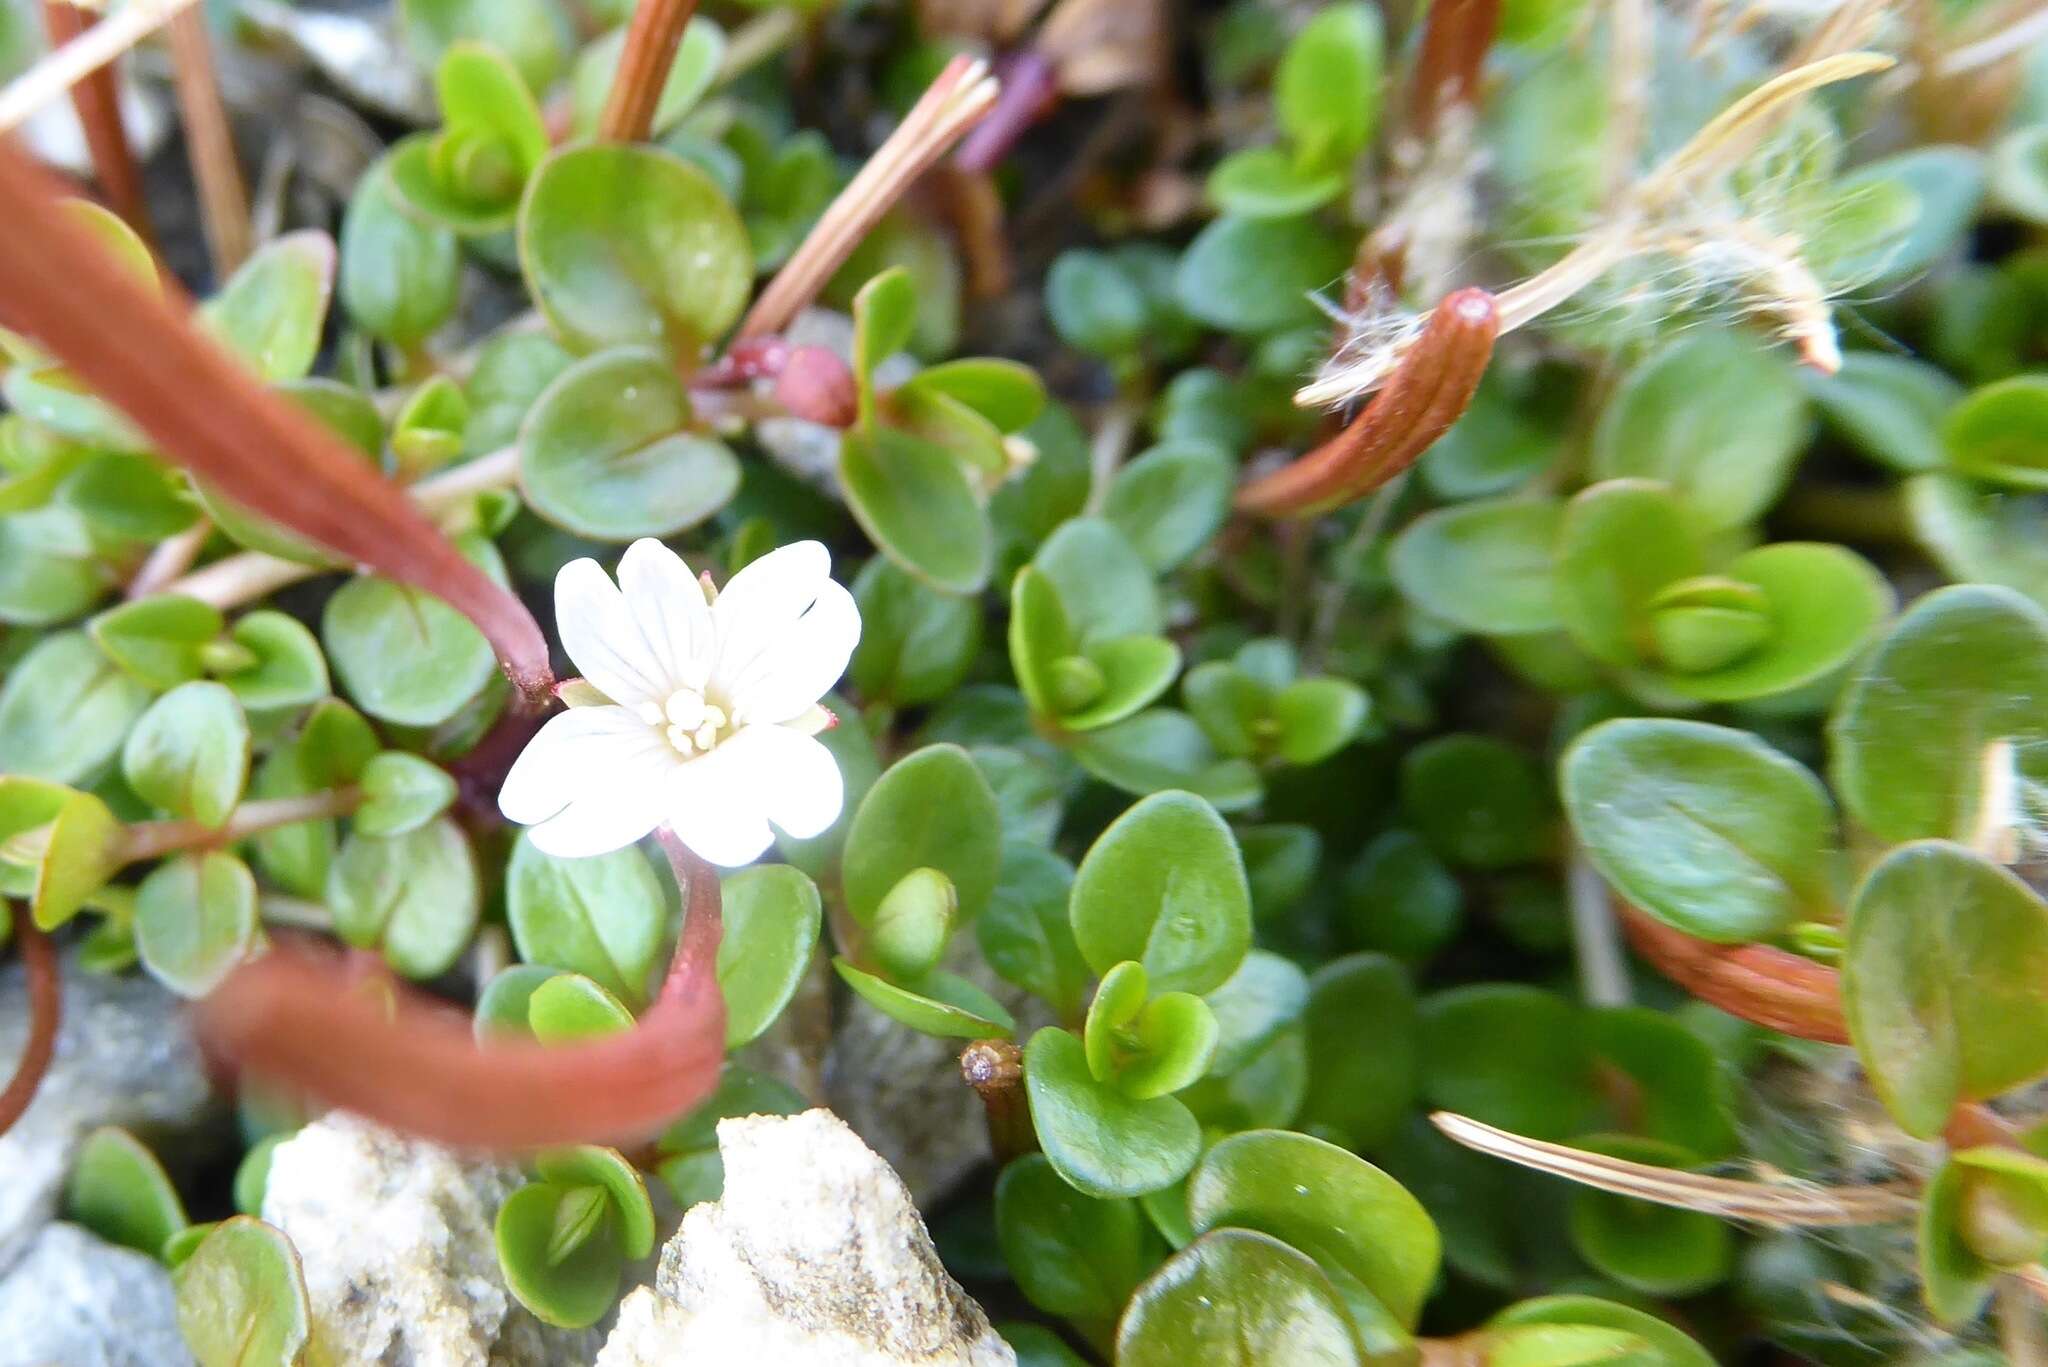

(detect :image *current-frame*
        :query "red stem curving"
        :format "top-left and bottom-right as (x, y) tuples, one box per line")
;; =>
(0, 904), (61, 1137)
(1236, 288), (1498, 518)
(597, 0), (701, 144)
(0, 140), (554, 709)
(42, 1), (154, 243)
(1617, 903), (1850, 1044)
(1408, 0), (1501, 137)
(193, 831), (726, 1149)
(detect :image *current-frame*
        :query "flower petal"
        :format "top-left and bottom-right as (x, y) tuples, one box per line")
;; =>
(500, 706), (677, 858)
(665, 757), (776, 868)
(723, 578), (861, 726)
(617, 538), (715, 693)
(556, 557), (673, 712)
(714, 724), (845, 840)
(708, 540), (829, 698)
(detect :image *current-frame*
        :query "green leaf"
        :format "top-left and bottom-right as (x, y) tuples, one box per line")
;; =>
(1342, 832), (1462, 963)
(339, 163), (460, 349)
(174, 1218), (311, 1367)
(1115, 1228), (1365, 1366)
(1420, 985), (1598, 1140)
(842, 743), (1002, 928)
(1084, 960), (1219, 1100)
(464, 332), (574, 455)
(136, 852), (259, 998)
(1389, 497), (1564, 636)
(1919, 1152), (1999, 1326)
(1024, 1026), (1201, 1198)
(328, 818), (480, 980)
(1831, 584), (2048, 845)
(90, 595), (223, 690)
(1590, 327), (1809, 530)
(0, 630), (150, 783)
(1070, 709), (1264, 811)
(1188, 1128), (1440, 1327)
(1045, 250), (1146, 357)
(63, 451), (198, 541)
(519, 144), (751, 358)
(853, 266), (919, 392)
(833, 957), (1014, 1038)
(391, 44), (549, 234)
(1103, 441), (1235, 573)
(899, 358), (1045, 433)
(1587, 1006), (1740, 1160)
(869, 866), (956, 980)
(246, 745), (332, 899)
(1553, 480), (1703, 667)
(529, 973), (636, 1043)
(849, 557), (980, 706)
(197, 232), (334, 382)
(1175, 214), (1350, 334)
(1070, 790), (1251, 995)
(1296, 954), (1418, 1153)
(0, 776), (120, 931)
(1808, 351), (1960, 474)
(1945, 374), (2048, 489)
(1842, 840), (2048, 1138)
(1272, 679), (1369, 766)
(1033, 516), (1162, 643)
(66, 1125), (188, 1259)
(504, 834), (666, 1008)
(718, 863), (823, 1046)
(1206, 146), (1346, 218)
(1565, 1135), (1733, 1296)
(996, 1153), (1153, 1321)
(0, 506), (105, 625)
(536, 1145), (655, 1259)
(218, 611), (329, 711)
(235, 1134), (285, 1217)
(1276, 1), (1382, 162)
(977, 841), (1089, 1017)
(122, 682), (249, 828)
(1487, 1297), (1713, 1367)
(519, 347), (739, 539)
(1401, 735), (1553, 870)
(390, 376), (469, 473)
(840, 426), (992, 594)
(1562, 718), (1835, 942)
(496, 1181), (626, 1329)
(399, 0), (568, 94)
(322, 561), (497, 728)
(1908, 473), (2048, 608)
(354, 752), (457, 837)
(1651, 542), (1892, 703)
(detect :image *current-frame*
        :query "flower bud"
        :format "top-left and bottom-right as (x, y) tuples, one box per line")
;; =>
(774, 346), (859, 428)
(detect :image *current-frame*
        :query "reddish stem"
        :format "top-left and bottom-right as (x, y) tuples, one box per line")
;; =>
(1236, 288), (1498, 518)
(952, 49), (1059, 175)
(1617, 903), (1851, 1044)
(597, 0), (701, 144)
(693, 334), (792, 388)
(1408, 0), (1501, 137)
(0, 904), (61, 1137)
(961, 1038), (1036, 1165)
(194, 831), (726, 1149)
(0, 141), (554, 710)
(42, 1), (154, 244)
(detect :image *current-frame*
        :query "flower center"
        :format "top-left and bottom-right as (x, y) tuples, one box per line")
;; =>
(646, 686), (731, 758)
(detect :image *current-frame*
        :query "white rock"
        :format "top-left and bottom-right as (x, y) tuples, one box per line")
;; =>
(595, 1110), (1013, 1367)
(262, 1113), (602, 1367)
(0, 952), (222, 1274)
(0, 1222), (192, 1367)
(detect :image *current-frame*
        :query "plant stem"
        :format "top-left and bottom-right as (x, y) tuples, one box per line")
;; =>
(165, 2), (250, 277)
(258, 894), (333, 931)
(41, 1), (154, 243)
(597, 0), (700, 144)
(120, 789), (361, 865)
(0, 904), (60, 1139)
(160, 445), (523, 609)
(126, 519), (212, 599)
(961, 1038), (1036, 1165)
(737, 54), (998, 341)
(1616, 900), (1850, 1043)
(1568, 847), (1631, 1007)
(0, 0), (199, 132)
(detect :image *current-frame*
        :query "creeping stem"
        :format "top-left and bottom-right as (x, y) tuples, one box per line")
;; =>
(1615, 902), (1850, 1044)
(0, 905), (60, 1138)
(193, 827), (726, 1149)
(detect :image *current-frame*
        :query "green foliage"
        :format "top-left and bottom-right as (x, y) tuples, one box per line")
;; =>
(496, 1146), (654, 1328)
(174, 1219), (311, 1367)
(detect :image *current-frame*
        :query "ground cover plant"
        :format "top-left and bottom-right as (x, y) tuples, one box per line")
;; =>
(3, 0), (2048, 1361)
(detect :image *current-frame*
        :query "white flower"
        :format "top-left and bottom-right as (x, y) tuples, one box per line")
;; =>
(500, 538), (860, 866)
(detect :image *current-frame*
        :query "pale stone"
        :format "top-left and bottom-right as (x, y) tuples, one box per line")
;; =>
(262, 1113), (603, 1367)
(594, 1109), (1013, 1367)
(0, 1222), (192, 1367)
